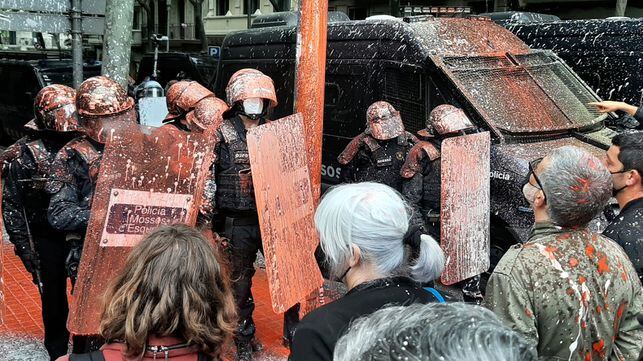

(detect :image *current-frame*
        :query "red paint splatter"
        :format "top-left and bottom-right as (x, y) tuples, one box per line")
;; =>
(591, 233), (598, 242)
(570, 177), (591, 193)
(585, 352), (591, 361)
(579, 276), (587, 284)
(597, 254), (610, 274)
(596, 305), (602, 314)
(593, 339), (605, 358)
(585, 245), (595, 258)
(581, 320), (587, 329)
(566, 288), (575, 296)
(569, 258), (579, 267)
(524, 308), (533, 318)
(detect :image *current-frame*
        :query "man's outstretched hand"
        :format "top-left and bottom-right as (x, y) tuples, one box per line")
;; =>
(589, 101), (639, 116)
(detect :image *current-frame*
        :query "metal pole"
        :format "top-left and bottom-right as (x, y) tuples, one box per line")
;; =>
(615, 0), (627, 17)
(102, 0), (135, 89)
(71, 0), (83, 89)
(294, 0), (328, 202)
(166, 1), (171, 52)
(246, 0), (252, 29)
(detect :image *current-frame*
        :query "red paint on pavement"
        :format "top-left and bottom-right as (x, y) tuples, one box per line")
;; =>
(0, 241), (289, 358)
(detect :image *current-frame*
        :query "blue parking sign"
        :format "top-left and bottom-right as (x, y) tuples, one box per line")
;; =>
(208, 46), (221, 58)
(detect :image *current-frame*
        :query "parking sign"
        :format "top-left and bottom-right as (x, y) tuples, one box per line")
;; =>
(208, 46), (220, 58)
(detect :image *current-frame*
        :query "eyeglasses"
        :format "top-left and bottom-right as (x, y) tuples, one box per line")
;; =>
(529, 157), (547, 202)
(610, 168), (631, 175)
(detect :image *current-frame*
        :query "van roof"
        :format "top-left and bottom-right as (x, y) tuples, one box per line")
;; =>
(223, 17), (530, 59)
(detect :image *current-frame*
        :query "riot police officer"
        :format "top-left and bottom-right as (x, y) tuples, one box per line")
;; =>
(338, 101), (417, 191)
(46, 76), (136, 352)
(2, 85), (80, 360)
(212, 69), (279, 361)
(163, 80), (213, 129)
(400, 104), (481, 302)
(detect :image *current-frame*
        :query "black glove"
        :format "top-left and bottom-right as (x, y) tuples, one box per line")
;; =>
(65, 239), (83, 281)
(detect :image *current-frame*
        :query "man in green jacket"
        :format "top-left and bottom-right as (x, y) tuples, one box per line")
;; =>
(485, 145), (643, 361)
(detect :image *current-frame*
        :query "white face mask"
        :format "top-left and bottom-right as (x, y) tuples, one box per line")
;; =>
(522, 182), (539, 207)
(243, 98), (264, 116)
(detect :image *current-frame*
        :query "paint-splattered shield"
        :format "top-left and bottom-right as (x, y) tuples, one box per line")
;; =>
(247, 113), (323, 313)
(138, 97), (169, 127)
(0, 184), (4, 325)
(68, 121), (215, 335)
(440, 132), (491, 285)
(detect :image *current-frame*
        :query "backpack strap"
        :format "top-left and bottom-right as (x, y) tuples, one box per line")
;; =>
(424, 287), (446, 303)
(69, 351), (106, 361)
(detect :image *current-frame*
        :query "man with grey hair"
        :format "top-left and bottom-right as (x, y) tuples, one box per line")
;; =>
(333, 303), (537, 361)
(485, 145), (643, 360)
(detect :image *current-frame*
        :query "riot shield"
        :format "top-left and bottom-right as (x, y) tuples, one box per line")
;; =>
(138, 97), (169, 127)
(68, 121), (215, 335)
(440, 132), (491, 285)
(247, 113), (324, 313)
(0, 182), (4, 325)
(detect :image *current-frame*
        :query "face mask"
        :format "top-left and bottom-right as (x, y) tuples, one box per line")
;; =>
(610, 169), (630, 197)
(522, 182), (539, 206)
(334, 266), (351, 283)
(242, 98), (264, 118)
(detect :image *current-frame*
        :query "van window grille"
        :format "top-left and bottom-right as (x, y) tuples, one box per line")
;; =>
(438, 51), (603, 133)
(384, 69), (425, 132)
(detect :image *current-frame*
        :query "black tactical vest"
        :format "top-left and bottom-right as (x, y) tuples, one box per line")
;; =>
(354, 135), (412, 192)
(215, 119), (256, 211)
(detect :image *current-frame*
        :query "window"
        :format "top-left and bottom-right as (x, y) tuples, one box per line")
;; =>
(348, 7), (367, 20)
(217, 0), (229, 15)
(245, 0), (260, 14)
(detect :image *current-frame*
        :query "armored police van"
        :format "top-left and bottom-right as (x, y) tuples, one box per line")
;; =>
(216, 13), (616, 261)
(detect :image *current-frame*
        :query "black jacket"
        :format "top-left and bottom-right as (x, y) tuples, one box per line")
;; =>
(2, 135), (69, 254)
(46, 137), (103, 233)
(603, 197), (643, 283)
(289, 276), (437, 361)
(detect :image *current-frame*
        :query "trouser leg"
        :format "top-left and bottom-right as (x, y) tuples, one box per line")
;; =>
(35, 234), (70, 360)
(228, 222), (262, 344)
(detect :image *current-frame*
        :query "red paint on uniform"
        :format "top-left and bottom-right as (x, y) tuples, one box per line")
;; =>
(581, 320), (587, 329)
(524, 308), (533, 318)
(566, 287), (575, 296)
(592, 339), (605, 358)
(596, 305), (602, 314)
(597, 254), (610, 274)
(568, 258), (579, 267)
(579, 276), (587, 284)
(585, 245), (595, 258)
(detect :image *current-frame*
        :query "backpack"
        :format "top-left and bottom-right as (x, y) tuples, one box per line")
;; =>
(69, 350), (214, 361)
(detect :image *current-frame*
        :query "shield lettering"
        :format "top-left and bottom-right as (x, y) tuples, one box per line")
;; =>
(68, 121), (215, 335)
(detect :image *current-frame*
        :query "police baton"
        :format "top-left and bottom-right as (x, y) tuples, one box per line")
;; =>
(21, 207), (44, 295)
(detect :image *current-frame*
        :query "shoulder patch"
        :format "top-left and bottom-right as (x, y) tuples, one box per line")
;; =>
(400, 141), (441, 178)
(0, 139), (25, 173)
(338, 133), (368, 165)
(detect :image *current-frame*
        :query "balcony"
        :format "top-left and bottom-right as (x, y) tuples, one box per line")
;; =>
(204, 13), (261, 36)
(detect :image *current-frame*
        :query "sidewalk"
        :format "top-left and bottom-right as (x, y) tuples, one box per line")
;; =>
(0, 241), (288, 360)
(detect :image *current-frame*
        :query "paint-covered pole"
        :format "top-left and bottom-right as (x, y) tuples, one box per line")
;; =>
(294, 0), (328, 201)
(102, 0), (135, 89)
(71, 0), (83, 89)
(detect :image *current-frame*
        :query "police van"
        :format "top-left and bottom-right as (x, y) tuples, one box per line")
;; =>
(215, 12), (617, 264)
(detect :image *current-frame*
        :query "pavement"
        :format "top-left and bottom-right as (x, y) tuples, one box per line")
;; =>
(0, 241), (289, 360)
